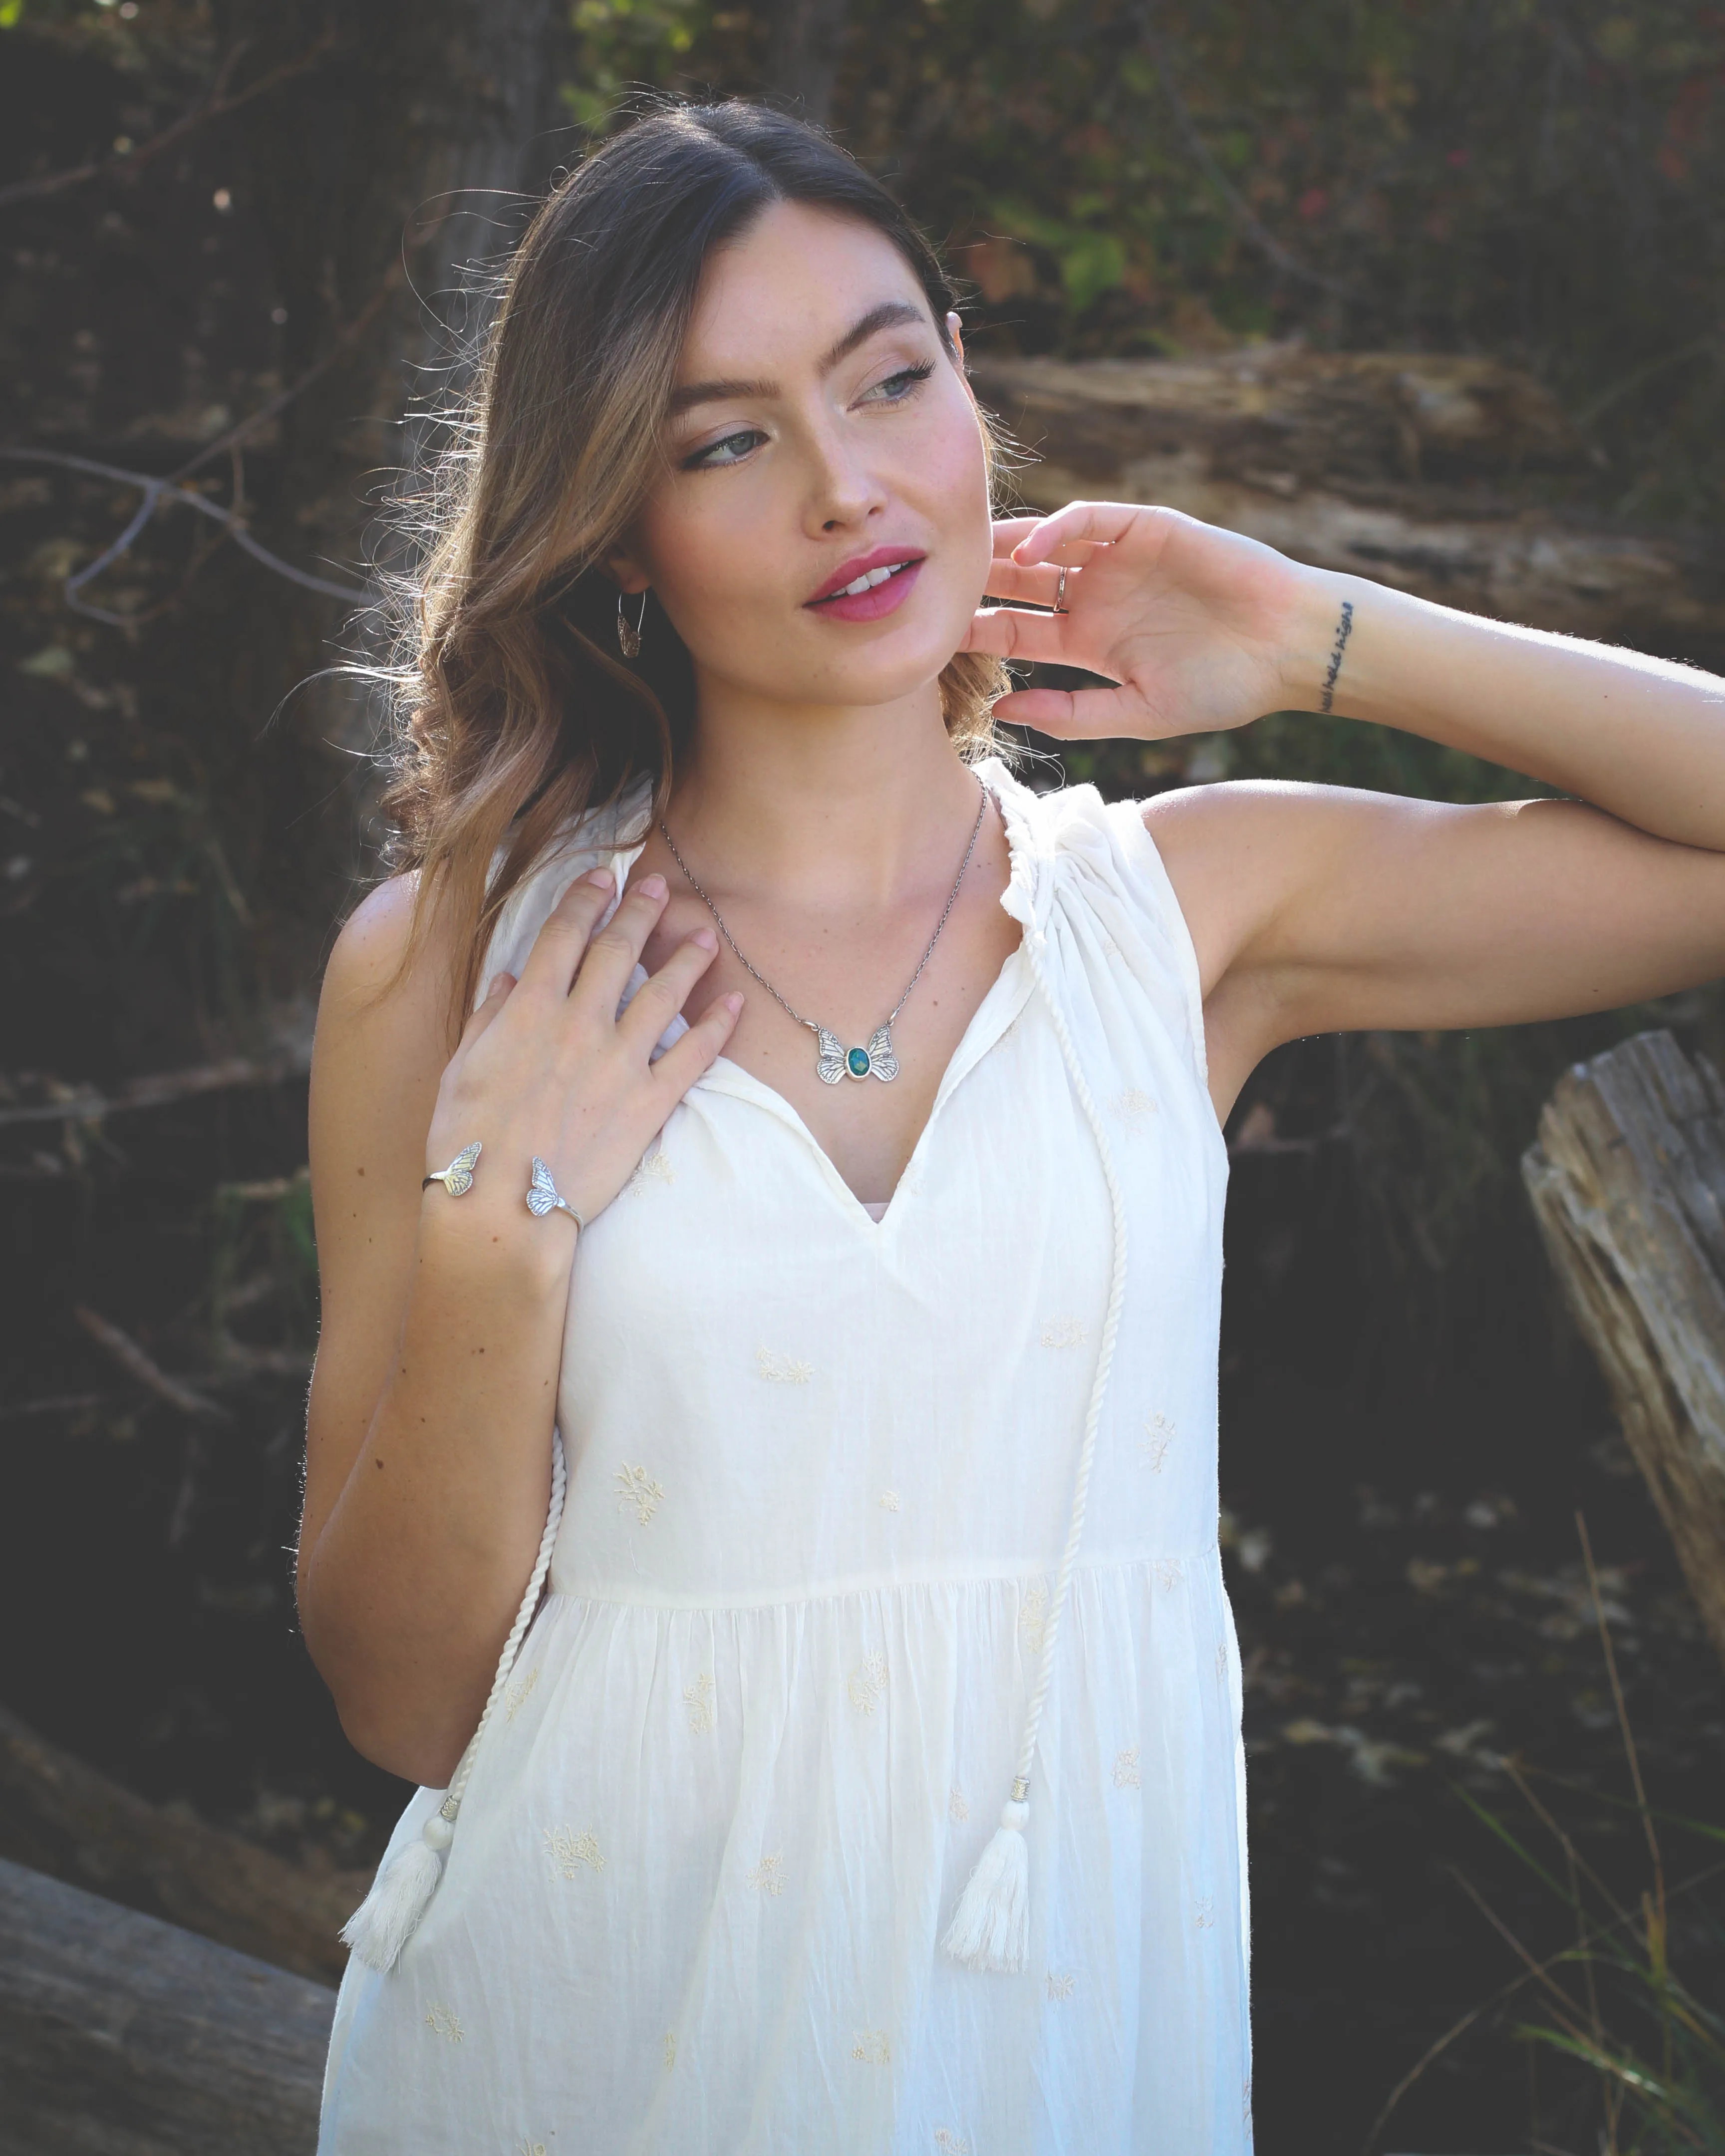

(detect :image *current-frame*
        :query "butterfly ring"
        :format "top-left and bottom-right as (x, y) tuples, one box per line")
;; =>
(526, 1155), (584, 1229)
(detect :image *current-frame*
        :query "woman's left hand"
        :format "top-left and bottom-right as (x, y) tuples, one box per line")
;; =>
(961, 500), (1316, 740)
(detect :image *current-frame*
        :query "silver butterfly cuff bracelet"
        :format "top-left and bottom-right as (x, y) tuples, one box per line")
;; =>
(422, 1142), (584, 1229)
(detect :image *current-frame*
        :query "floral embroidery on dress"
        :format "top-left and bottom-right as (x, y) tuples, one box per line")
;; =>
(933, 2132), (972, 2154)
(747, 1852), (785, 1896)
(1194, 1895), (1215, 1930)
(517, 2141), (547, 2156)
(848, 1651), (888, 1714)
(1215, 1640), (1230, 1683)
(1110, 1086), (1158, 1126)
(756, 1346), (814, 1384)
(614, 1462), (664, 1526)
(1140, 1412), (1175, 1470)
(947, 1785), (970, 1824)
(851, 2029), (892, 2065)
(424, 2001), (463, 2042)
(505, 1665), (540, 1722)
(1046, 1970), (1077, 2000)
(1112, 1745), (1142, 1789)
(544, 1824), (605, 1878)
(663, 2030), (677, 2073)
(626, 1147), (674, 1195)
(1156, 1557), (1185, 1592)
(1018, 1580), (1050, 1652)
(1039, 1315), (1087, 1349)
(878, 1488), (901, 1512)
(683, 1670), (715, 1735)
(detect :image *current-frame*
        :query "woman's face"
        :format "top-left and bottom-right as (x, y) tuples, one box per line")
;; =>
(616, 201), (993, 716)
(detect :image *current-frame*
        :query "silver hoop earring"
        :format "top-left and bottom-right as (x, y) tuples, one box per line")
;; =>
(617, 590), (648, 658)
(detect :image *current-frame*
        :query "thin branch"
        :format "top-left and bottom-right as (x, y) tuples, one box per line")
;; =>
(0, 447), (370, 616)
(0, 1043), (312, 1130)
(0, 1392), (115, 1425)
(72, 1304), (229, 1424)
(1130, 5), (1360, 303)
(0, 32), (343, 210)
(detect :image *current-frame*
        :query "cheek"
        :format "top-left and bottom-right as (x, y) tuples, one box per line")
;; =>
(635, 490), (763, 641)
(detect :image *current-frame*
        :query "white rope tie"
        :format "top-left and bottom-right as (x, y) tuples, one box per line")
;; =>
(340, 1428), (569, 1970)
(941, 913), (1130, 1974)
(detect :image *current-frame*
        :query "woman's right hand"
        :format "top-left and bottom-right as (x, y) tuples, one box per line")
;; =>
(424, 865), (742, 1233)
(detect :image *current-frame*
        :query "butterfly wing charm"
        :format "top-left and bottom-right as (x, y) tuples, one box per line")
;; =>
(864, 1027), (899, 1082)
(436, 1140), (482, 1195)
(815, 1029), (849, 1085)
(526, 1156), (563, 1216)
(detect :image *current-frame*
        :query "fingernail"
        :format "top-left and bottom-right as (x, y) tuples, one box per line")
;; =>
(487, 973), (510, 997)
(583, 867), (613, 888)
(724, 991), (744, 1014)
(693, 926), (717, 950)
(640, 873), (667, 898)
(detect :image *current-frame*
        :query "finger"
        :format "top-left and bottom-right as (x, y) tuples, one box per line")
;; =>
(519, 867), (617, 997)
(1011, 500), (1145, 567)
(981, 558), (1073, 608)
(617, 927), (719, 1049)
(648, 988), (744, 1096)
(570, 870), (670, 1012)
(990, 680), (1154, 738)
(989, 515), (1106, 564)
(458, 970), (517, 1050)
(960, 604), (1077, 664)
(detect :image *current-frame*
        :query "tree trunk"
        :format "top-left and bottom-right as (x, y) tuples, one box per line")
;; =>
(970, 348), (1725, 667)
(1521, 1030), (1725, 1667)
(765, 0), (853, 124)
(0, 1856), (332, 2155)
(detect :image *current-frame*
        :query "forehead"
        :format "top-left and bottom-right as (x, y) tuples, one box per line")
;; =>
(678, 200), (931, 375)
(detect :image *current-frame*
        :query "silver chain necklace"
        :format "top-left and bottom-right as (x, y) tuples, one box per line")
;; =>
(658, 779), (990, 1086)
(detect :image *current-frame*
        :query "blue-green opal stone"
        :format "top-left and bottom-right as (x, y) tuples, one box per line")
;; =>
(846, 1045), (871, 1078)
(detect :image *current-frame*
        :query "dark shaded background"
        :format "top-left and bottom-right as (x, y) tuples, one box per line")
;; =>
(3, 3), (1725, 2149)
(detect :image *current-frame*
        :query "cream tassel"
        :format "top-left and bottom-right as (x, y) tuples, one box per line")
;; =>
(341, 1428), (568, 1972)
(941, 916), (1129, 1976)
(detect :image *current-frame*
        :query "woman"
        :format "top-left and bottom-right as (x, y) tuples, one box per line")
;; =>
(301, 99), (1725, 2153)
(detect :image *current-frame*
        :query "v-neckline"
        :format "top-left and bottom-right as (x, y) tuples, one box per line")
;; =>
(607, 760), (1042, 1235)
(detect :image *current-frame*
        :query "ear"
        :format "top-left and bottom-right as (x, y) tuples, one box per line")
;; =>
(946, 309), (967, 365)
(606, 549), (651, 597)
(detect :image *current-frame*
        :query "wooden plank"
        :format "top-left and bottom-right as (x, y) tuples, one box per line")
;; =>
(1521, 1029), (1725, 1664)
(0, 1855), (333, 2155)
(0, 1702), (372, 1987)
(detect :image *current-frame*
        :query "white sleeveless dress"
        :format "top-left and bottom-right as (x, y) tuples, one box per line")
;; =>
(317, 755), (1249, 2154)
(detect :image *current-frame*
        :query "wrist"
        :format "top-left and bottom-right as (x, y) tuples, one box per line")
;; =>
(1277, 567), (1363, 714)
(415, 1175), (578, 1298)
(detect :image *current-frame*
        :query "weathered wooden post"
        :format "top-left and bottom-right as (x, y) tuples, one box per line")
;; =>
(1521, 1029), (1725, 1665)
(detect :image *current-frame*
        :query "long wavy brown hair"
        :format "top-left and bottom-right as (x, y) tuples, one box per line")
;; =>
(376, 98), (1012, 1038)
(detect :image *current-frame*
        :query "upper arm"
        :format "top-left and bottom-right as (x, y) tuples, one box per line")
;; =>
(298, 876), (456, 1599)
(1145, 778), (1725, 1113)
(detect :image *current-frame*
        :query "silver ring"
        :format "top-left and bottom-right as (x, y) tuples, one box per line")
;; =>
(423, 1141), (481, 1196)
(526, 1155), (584, 1228)
(1053, 563), (1069, 614)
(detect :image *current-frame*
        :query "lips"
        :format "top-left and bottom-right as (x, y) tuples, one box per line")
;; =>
(806, 545), (926, 606)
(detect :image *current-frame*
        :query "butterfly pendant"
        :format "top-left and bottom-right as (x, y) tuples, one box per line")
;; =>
(526, 1155), (573, 1217)
(816, 1025), (899, 1085)
(428, 1140), (482, 1195)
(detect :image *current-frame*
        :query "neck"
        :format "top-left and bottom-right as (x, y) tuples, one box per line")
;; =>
(665, 674), (987, 904)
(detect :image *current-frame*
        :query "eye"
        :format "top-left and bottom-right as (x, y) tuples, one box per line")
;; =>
(683, 426), (767, 471)
(861, 360), (935, 406)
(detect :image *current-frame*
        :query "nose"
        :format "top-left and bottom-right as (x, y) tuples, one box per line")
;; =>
(801, 413), (887, 536)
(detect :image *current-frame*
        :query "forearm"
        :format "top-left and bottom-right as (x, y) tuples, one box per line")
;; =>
(1284, 569), (1725, 852)
(301, 1195), (574, 1786)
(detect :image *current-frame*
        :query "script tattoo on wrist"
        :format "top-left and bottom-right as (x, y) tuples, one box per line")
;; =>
(1318, 598), (1355, 714)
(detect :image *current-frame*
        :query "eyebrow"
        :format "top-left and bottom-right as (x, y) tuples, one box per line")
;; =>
(667, 299), (931, 418)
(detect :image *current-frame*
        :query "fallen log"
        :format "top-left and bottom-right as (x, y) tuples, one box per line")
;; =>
(0, 1701), (373, 1986)
(1521, 1030), (1725, 1667)
(0, 1856), (332, 2155)
(971, 348), (1725, 665)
